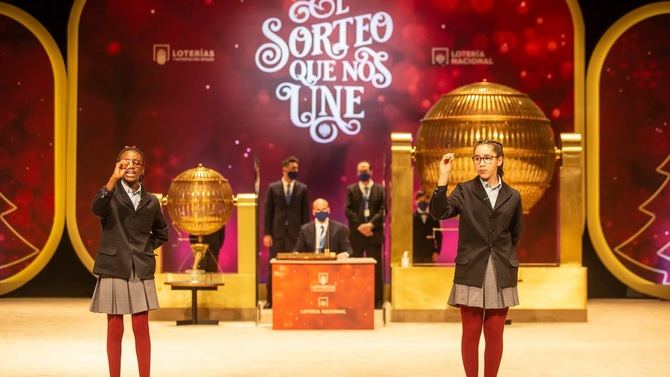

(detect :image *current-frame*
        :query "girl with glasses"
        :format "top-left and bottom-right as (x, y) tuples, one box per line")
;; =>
(429, 140), (523, 377)
(89, 146), (168, 377)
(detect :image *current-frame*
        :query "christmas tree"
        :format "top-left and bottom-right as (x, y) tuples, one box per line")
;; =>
(615, 153), (670, 285)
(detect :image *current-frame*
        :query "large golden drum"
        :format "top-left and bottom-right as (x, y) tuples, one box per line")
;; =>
(416, 81), (557, 212)
(166, 164), (234, 236)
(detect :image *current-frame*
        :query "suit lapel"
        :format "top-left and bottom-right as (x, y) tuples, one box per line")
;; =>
(492, 183), (513, 212)
(274, 182), (287, 208)
(351, 185), (363, 205)
(115, 181), (136, 210)
(469, 178), (493, 211)
(370, 184), (380, 204)
(136, 189), (152, 211)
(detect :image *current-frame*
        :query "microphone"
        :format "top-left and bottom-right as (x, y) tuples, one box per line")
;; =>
(325, 224), (331, 256)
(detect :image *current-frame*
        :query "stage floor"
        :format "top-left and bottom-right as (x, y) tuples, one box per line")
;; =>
(1, 298), (668, 377)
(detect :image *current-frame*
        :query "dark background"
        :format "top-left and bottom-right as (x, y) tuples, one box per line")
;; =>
(3, 0), (658, 298)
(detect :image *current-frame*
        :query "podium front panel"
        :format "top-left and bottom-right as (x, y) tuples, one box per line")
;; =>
(271, 258), (376, 330)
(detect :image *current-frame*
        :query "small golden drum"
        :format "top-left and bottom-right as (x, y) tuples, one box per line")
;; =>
(166, 164), (234, 236)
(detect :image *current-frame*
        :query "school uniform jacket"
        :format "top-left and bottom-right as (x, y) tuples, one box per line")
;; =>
(91, 181), (169, 280)
(429, 177), (523, 289)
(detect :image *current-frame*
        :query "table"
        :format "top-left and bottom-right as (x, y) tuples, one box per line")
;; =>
(271, 257), (376, 330)
(164, 281), (225, 325)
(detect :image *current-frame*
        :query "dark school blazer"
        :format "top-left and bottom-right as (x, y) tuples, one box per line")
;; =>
(91, 181), (169, 280)
(429, 177), (523, 289)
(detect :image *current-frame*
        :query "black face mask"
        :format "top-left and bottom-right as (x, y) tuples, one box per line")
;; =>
(417, 201), (429, 211)
(315, 211), (329, 222)
(288, 171), (298, 180)
(358, 171), (371, 182)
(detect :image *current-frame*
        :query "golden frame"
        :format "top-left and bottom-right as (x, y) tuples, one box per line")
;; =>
(65, 0), (94, 271)
(586, 2), (670, 299)
(0, 3), (67, 295)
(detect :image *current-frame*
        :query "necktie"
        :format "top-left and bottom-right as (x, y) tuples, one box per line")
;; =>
(318, 225), (325, 252)
(363, 186), (370, 221)
(285, 182), (292, 204)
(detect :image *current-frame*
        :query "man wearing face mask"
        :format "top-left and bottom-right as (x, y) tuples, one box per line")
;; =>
(345, 161), (387, 308)
(413, 190), (442, 263)
(294, 198), (352, 258)
(263, 156), (310, 308)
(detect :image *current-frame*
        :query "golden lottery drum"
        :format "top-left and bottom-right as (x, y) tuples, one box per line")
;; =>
(166, 164), (234, 235)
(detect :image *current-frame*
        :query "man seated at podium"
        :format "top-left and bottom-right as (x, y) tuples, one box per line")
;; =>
(294, 198), (352, 259)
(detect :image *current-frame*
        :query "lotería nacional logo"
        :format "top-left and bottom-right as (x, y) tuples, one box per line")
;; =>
(311, 271), (336, 292)
(254, 0), (394, 143)
(153, 44), (170, 65)
(153, 43), (215, 65)
(432, 47), (493, 66)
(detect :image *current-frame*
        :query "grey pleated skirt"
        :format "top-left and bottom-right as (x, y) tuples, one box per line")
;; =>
(90, 270), (159, 315)
(448, 257), (519, 309)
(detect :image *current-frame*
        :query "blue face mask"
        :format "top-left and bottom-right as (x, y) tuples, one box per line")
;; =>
(315, 211), (329, 222)
(417, 201), (429, 211)
(288, 171), (298, 180)
(358, 171), (371, 182)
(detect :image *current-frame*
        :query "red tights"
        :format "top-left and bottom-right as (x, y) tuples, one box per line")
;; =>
(107, 312), (151, 377)
(460, 305), (508, 377)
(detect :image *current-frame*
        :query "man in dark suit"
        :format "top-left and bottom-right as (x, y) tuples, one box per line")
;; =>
(345, 161), (386, 308)
(263, 156), (310, 307)
(294, 198), (352, 258)
(413, 190), (442, 263)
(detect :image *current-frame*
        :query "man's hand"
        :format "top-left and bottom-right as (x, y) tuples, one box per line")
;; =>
(263, 235), (273, 248)
(357, 223), (374, 237)
(337, 252), (350, 260)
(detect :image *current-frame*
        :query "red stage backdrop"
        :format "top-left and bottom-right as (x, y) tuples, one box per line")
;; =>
(0, 14), (55, 281)
(598, 14), (670, 285)
(71, 0), (577, 279)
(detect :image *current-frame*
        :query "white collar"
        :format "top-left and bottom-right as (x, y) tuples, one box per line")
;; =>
(480, 176), (502, 190)
(358, 180), (374, 191)
(121, 179), (142, 195)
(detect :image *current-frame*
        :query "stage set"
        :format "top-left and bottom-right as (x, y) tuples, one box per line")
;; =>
(1, 0), (669, 376)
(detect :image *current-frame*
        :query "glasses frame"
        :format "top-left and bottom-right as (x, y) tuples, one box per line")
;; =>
(123, 159), (145, 167)
(471, 155), (499, 165)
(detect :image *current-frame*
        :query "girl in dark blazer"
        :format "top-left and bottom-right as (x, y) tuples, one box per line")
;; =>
(429, 140), (523, 377)
(89, 146), (168, 377)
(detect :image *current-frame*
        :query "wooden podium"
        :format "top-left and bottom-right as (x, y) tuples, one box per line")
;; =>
(271, 258), (376, 330)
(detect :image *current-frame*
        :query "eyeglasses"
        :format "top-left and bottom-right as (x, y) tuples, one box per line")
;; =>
(124, 159), (144, 167)
(471, 155), (498, 165)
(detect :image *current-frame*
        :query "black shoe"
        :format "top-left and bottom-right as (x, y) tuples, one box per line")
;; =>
(263, 301), (272, 309)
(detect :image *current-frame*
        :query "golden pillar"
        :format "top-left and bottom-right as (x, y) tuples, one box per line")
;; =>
(390, 133), (414, 266)
(558, 133), (584, 265)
